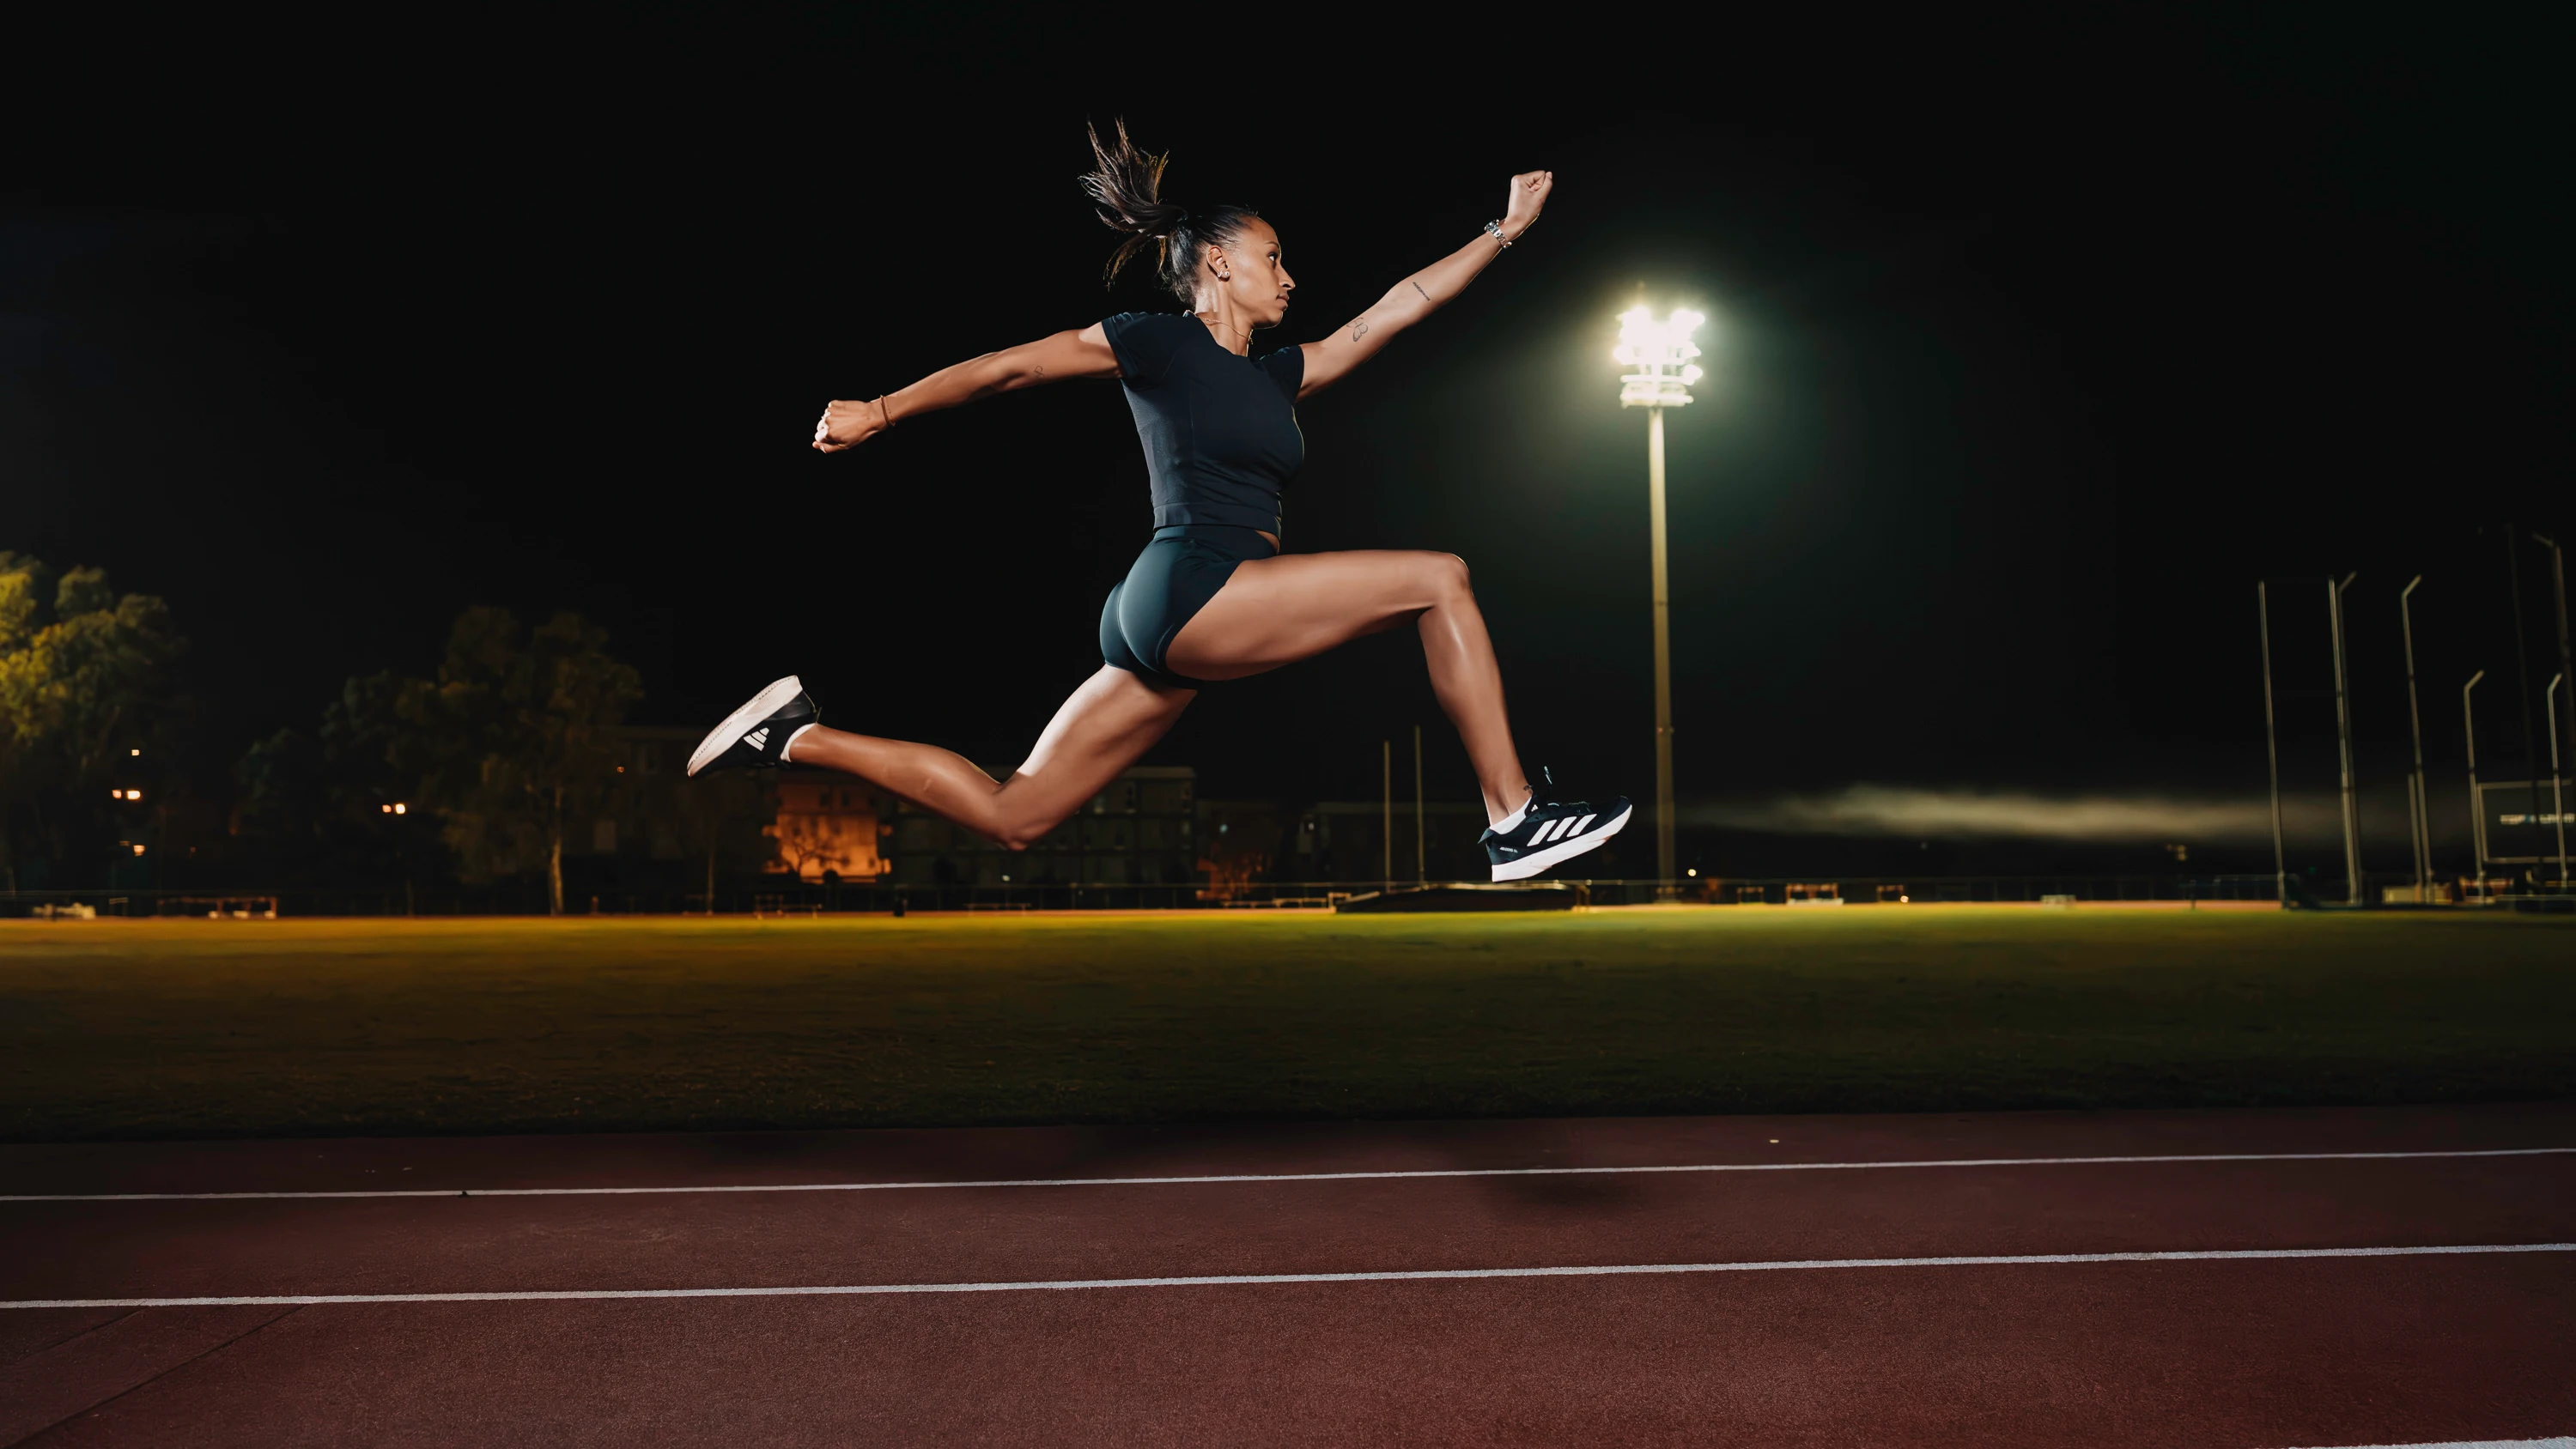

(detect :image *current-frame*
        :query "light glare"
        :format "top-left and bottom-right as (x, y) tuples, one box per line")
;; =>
(1614, 305), (1707, 409)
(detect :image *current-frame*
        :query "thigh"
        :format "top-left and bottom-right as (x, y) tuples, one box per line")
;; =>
(1164, 549), (1459, 681)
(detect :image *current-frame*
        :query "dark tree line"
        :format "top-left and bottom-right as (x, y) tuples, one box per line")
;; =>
(3, 551), (646, 912)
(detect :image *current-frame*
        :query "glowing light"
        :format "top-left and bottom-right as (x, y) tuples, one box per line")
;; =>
(1686, 868), (1698, 877)
(131, 844), (147, 856)
(1613, 305), (1705, 409)
(394, 803), (407, 815)
(130, 748), (141, 757)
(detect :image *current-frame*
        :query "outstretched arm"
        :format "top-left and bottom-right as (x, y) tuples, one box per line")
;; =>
(813, 324), (1121, 452)
(1297, 170), (1552, 398)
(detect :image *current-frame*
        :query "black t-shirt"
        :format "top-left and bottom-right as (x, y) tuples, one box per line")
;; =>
(1102, 312), (1305, 534)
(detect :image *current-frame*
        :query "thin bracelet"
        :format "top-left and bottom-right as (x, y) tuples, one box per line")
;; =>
(1484, 219), (1513, 248)
(876, 395), (896, 428)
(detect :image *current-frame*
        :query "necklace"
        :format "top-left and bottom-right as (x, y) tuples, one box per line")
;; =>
(1194, 311), (1251, 350)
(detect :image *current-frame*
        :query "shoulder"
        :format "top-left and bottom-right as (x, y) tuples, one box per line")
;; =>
(1255, 343), (1303, 400)
(1101, 312), (1197, 381)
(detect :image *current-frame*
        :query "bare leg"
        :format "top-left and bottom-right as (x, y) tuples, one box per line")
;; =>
(787, 666), (1194, 848)
(1165, 550), (1529, 823)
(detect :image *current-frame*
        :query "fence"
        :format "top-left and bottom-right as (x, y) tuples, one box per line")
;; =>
(0, 872), (2494, 918)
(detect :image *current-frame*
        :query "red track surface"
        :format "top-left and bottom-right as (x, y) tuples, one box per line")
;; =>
(3, 1103), (2571, 1446)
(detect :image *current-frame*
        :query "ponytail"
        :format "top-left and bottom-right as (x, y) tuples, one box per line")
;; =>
(1078, 118), (1260, 305)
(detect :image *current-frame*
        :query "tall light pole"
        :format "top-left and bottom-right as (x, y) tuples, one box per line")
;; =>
(2540, 533), (2573, 781)
(2464, 671), (2488, 876)
(2401, 577), (2431, 900)
(2329, 573), (2363, 905)
(2549, 674), (2569, 887)
(1613, 304), (1704, 891)
(2258, 583), (2287, 905)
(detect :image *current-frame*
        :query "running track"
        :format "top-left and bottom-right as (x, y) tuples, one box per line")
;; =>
(2, 1104), (2571, 1446)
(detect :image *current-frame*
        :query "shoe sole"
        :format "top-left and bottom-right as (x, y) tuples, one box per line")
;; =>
(687, 676), (805, 777)
(1491, 803), (1632, 882)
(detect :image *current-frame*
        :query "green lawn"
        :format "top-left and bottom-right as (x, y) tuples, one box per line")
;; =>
(2, 907), (2569, 1141)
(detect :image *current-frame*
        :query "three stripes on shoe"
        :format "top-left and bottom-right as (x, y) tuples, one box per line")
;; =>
(1526, 812), (1598, 846)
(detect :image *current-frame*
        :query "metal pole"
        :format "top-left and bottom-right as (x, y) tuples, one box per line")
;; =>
(1648, 405), (1677, 890)
(1413, 724), (1425, 884)
(2464, 671), (2487, 878)
(2506, 528), (2544, 871)
(2541, 534), (2573, 778)
(2259, 583), (2287, 906)
(2329, 573), (2363, 905)
(1381, 739), (1392, 888)
(2400, 577), (2431, 900)
(2550, 675), (2568, 888)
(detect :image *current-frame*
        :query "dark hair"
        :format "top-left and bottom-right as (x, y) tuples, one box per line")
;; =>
(1079, 118), (1261, 304)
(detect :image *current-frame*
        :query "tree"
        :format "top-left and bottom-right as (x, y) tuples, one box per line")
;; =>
(235, 670), (436, 888)
(407, 609), (642, 913)
(0, 555), (185, 888)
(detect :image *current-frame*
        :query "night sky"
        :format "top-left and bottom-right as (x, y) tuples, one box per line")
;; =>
(7, 10), (2564, 876)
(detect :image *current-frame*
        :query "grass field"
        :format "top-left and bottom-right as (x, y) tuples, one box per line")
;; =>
(3, 907), (2569, 1141)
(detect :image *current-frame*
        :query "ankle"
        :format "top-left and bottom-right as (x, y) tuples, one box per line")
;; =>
(781, 722), (821, 764)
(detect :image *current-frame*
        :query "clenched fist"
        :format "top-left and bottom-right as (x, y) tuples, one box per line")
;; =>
(1500, 170), (1554, 241)
(812, 397), (890, 453)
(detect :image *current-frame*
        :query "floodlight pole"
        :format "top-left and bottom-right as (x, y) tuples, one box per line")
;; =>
(2400, 577), (2431, 900)
(2464, 671), (2487, 876)
(2258, 583), (2287, 906)
(2541, 534), (2573, 786)
(1615, 305), (1699, 894)
(1647, 405), (1677, 890)
(2550, 674), (2569, 887)
(2329, 573), (2363, 905)
(1413, 724), (1425, 884)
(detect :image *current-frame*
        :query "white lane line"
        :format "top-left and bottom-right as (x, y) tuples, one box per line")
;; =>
(4, 1146), (2568, 1203)
(2286, 1440), (2575, 1448)
(5, 1241), (2567, 1310)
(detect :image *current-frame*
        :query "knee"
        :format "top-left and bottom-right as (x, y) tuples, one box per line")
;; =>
(991, 807), (1063, 852)
(1425, 551), (1473, 603)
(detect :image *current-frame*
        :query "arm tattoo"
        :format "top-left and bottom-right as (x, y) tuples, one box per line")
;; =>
(1348, 318), (1371, 343)
(1411, 280), (1430, 303)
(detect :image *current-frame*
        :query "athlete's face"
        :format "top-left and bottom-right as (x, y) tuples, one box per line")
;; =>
(1206, 221), (1294, 328)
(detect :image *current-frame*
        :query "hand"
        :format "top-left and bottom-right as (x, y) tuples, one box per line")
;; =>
(1501, 169), (1553, 240)
(812, 397), (889, 453)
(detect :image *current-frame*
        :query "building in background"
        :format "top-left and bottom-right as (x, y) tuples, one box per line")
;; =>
(885, 765), (1195, 887)
(767, 777), (886, 882)
(557, 726), (781, 895)
(1290, 800), (1496, 883)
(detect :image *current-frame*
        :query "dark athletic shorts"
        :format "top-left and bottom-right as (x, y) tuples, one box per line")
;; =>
(1099, 524), (1278, 688)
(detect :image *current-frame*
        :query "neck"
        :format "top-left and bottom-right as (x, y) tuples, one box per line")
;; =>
(1194, 303), (1253, 355)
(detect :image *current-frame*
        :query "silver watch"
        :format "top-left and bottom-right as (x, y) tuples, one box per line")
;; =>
(1484, 219), (1513, 248)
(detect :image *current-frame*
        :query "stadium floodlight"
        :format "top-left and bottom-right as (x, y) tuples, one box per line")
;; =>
(1611, 304), (1707, 893)
(1614, 306), (1704, 409)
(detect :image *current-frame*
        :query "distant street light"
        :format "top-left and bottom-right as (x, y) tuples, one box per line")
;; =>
(2401, 577), (2431, 901)
(2549, 674), (2569, 887)
(1613, 304), (1704, 891)
(2464, 671), (2488, 876)
(2329, 573), (2362, 905)
(2257, 583), (2286, 905)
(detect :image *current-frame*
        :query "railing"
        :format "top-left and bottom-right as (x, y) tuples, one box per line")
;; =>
(4, 873), (2566, 919)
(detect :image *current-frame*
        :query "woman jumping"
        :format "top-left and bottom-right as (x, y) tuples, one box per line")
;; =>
(689, 122), (1628, 882)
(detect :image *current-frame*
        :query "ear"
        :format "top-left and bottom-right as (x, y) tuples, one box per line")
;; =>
(1203, 240), (1229, 275)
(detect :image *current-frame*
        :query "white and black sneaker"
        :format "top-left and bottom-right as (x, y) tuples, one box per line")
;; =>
(686, 676), (819, 777)
(1482, 767), (1631, 882)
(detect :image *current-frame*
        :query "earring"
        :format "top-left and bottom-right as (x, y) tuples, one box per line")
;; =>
(1218, 271), (1230, 281)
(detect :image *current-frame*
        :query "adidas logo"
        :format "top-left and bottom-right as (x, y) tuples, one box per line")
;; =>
(1528, 813), (1598, 846)
(744, 727), (769, 750)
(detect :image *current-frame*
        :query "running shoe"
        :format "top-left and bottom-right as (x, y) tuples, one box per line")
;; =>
(686, 676), (819, 777)
(1482, 767), (1631, 882)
